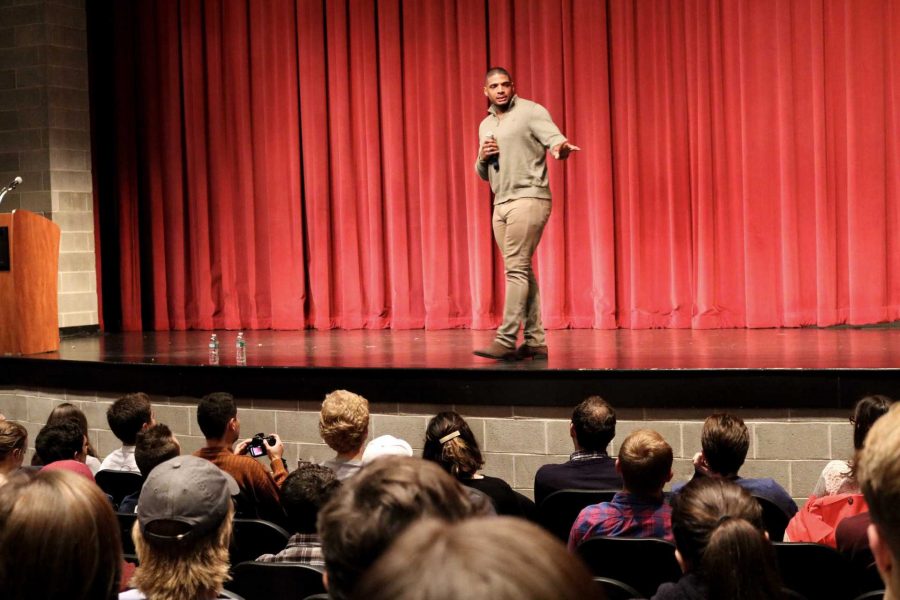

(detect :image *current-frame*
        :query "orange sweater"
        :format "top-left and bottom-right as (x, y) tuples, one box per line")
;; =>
(194, 446), (288, 525)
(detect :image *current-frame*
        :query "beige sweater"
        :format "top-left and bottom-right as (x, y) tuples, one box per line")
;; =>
(475, 95), (567, 205)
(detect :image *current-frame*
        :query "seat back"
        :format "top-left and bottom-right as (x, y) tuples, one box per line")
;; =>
(538, 489), (618, 542)
(774, 542), (853, 600)
(230, 519), (291, 566)
(594, 576), (644, 600)
(95, 470), (143, 508)
(226, 561), (326, 600)
(117, 511), (138, 555)
(577, 536), (680, 598)
(754, 495), (790, 541)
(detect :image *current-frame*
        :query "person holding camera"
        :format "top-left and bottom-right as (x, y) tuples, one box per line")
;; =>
(193, 392), (288, 527)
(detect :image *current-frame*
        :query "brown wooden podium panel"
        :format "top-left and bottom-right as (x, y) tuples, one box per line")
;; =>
(0, 210), (61, 355)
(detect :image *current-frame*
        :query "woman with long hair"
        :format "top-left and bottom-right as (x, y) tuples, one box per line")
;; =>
(653, 477), (784, 600)
(423, 411), (535, 518)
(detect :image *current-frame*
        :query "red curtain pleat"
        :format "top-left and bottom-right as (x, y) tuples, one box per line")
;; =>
(92, 0), (900, 331)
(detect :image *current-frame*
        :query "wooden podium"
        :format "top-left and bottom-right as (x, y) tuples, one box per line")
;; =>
(0, 210), (61, 355)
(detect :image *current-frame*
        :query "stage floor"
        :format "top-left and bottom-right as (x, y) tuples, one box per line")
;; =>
(4, 328), (900, 408)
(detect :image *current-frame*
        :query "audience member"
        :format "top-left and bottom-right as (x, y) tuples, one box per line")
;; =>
(257, 462), (341, 567)
(423, 411), (536, 518)
(39, 402), (102, 473)
(858, 402), (900, 600)
(122, 455), (238, 600)
(362, 434), (413, 464)
(41, 458), (95, 481)
(193, 392), (287, 525)
(534, 395), (622, 505)
(353, 517), (599, 600)
(319, 389), (370, 480)
(677, 413), (797, 518)
(35, 420), (88, 466)
(119, 423), (181, 513)
(101, 392), (155, 473)
(0, 419), (27, 485)
(836, 512), (875, 574)
(569, 429), (674, 549)
(653, 477), (784, 600)
(813, 394), (893, 497)
(318, 456), (488, 600)
(0, 469), (122, 600)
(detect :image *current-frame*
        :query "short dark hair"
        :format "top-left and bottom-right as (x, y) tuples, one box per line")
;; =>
(852, 395), (894, 450)
(281, 463), (341, 534)
(485, 66), (511, 82)
(135, 423), (180, 477)
(572, 396), (616, 452)
(318, 456), (483, 600)
(701, 414), (749, 476)
(107, 393), (153, 445)
(197, 393), (237, 439)
(35, 421), (84, 465)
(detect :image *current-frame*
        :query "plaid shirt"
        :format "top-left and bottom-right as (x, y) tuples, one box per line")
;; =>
(568, 491), (673, 551)
(256, 533), (325, 568)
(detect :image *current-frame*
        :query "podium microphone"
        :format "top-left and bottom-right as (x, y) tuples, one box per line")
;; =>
(0, 176), (22, 207)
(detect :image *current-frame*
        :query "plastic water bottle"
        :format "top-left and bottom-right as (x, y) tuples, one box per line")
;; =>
(208, 334), (219, 365)
(236, 331), (247, 366)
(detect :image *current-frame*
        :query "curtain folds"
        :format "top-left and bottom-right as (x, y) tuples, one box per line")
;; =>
(89, 0), (900, 331)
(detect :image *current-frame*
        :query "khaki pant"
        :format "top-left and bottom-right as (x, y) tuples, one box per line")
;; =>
(492, 197), (552, 348)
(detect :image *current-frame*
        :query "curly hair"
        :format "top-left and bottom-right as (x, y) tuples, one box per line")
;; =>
(319, 390), (370, 454)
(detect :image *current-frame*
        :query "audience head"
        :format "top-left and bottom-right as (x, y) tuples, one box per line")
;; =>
(35, 421), (87, 465)
(107, 392), (154, 445)
(0, 469), (121, 600)
(281, 462), (342, 534)
(196, 392), (238, 441)
(131, 455), (238, 600)
(571, 395), (616, 452)
(318, 456), (484, 600)
(852, 394), (894, 451)
(46, 402), (96, 457)
(353, 517), (598, 600)
(41, 459), (94, 481)
(362, 435), (413, 464)
(422, 411), (483, 478)
(617, 429), (673, 497)
(858, 403), (900, 596)
(701, 413), (750, 476)
(671, 477), (781, 600)
(319, 390), (370, 455)
(0, 419), (27, 474)
(135, 423), (180, 477)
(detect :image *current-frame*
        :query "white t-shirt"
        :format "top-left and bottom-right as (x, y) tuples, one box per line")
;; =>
(100, 446), (140, 473)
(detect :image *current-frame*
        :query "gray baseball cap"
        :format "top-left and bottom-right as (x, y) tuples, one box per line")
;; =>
(138, 455), (239, 543)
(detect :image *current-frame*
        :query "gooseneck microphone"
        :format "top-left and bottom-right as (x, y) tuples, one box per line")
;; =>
(0, 176), (23, 207)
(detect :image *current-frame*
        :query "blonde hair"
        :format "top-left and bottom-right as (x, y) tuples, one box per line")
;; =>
(0, 470), (122, 600)
(130, 503), (234, 600)
(858, 403), (900, 559)
(319, 390), (369, 454)
(618, 429), (673, 496)
(353, 517), (598, 600)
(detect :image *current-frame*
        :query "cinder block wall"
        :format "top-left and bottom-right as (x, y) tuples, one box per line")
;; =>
(0, 385), (852, 506)
(0, 0), (98, 328)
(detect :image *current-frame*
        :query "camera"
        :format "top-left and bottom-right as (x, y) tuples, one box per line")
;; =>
(246, 432), (276, 458)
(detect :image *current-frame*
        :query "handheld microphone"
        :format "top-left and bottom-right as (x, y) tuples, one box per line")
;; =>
(484, 132), (499, 170)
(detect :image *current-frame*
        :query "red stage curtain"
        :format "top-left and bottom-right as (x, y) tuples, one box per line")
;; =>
(89, 0), (900, 331)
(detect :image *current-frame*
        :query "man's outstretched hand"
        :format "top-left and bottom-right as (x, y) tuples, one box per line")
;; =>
(551, 141), (581, 160)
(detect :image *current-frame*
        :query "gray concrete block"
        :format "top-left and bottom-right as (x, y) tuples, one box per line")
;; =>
(546, 419), (574, 455)
(0, 128), (41, 150)
(790, 460), (831, 499)
(829, 422), (854, 460)
(481, 451), (514, 483)
(19, 148), (49, 170)
(47, 23), (86, 49)
(79, 398), (110, 430)
(26, 394), (57, 424)
(237, 409), (277, 438)
(153, 404), (191, 436)
(250, 397), (299, 412)
(370, 414), (427, 450)
(680, 421), (704, 457)
(93, 428), (118, 458)
(668, 458), (695, 490)
(0, 392), (27, 420)
(514, 453), (565, 490)
(612, 420), (682, 458)
(43, 4), (86, 29)
(483, 419), (546, 454)
(176, 435), (207, 456)
(398, 403), (448, 416)
(457, 404), (513, 418)
(788, 408), (846, 421)
(275, 410), (321, 444)
(46, 65), (86, 89)
(740, 460), (791, 492)
(0, 151), (19, 170)
(754, 423), (829, 460)
(1, 4), (43, 27)
(0, 70), (13, 90)
(295, 443), (335, 466)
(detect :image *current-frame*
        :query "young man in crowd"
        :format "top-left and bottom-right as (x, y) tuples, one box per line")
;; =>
(34, 421), (88, 467)
(319, 389), (370, 480)
(568, 429), (674, 549)
(101, 392), (155, 473)
(193, 392), (287, 525)
(858, 403), (900, 600)
(677, 413), (797, 518)
(534, 395), (621, 505)
(257, 462), (341, 567)
(118, 423), (181, 513)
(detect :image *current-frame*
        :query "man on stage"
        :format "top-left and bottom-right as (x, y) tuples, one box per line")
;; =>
(474, 67), (579, 360)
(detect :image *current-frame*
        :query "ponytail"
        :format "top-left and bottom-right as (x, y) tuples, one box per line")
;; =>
(423, 412), (485, 479)
(700, 517), (782, 600)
